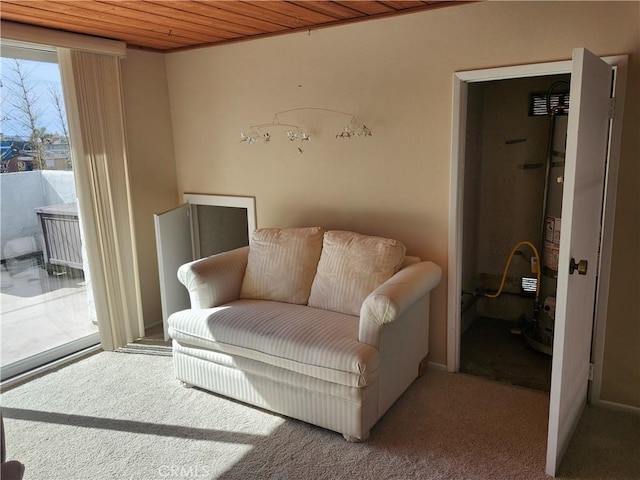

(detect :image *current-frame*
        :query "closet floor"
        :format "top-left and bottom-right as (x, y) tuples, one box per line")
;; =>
(460, 316), (552, 392)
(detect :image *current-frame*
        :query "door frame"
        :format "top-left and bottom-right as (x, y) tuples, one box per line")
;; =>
(447, 55), (628, 406)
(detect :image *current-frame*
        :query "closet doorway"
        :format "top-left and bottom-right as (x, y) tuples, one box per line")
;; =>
(458, 73), (570, 392)
(447, 49), (628, 476)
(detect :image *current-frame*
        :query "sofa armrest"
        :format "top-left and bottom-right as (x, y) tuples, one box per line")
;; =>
(177, 246), (249, 309)
(358, 261), (442, 347)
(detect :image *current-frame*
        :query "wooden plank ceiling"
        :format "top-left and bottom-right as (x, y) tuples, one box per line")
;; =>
(0, 1), (469, 52)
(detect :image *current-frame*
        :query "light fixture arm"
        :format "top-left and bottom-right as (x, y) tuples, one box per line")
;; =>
(273, 107), (358, 122)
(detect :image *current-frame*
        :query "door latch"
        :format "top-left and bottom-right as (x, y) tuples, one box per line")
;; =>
(569, 258), (588, 275)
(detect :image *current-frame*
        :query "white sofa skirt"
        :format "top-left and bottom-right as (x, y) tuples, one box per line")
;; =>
(172, 342), (379, 440)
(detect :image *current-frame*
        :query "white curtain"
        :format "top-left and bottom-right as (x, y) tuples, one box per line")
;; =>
(58, 49), (144, 350)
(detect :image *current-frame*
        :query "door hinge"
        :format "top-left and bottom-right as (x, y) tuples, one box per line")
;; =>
(588, 363), (595, 381)
(608, 98), (616, 119)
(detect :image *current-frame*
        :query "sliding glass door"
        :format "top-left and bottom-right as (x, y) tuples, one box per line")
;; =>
(0, 43), (99, 381)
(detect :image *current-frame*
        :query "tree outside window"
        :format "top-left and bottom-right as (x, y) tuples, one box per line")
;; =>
(1, 58), (70, 173)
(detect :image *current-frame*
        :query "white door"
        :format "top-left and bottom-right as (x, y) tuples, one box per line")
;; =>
(154, 204), (193, 341)
(154, 194), (257, 341)
(546, 48), (613, 476)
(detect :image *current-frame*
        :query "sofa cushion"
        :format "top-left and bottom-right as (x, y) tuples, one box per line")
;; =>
(240, 227), (324, 305)
(308, 231), (406, 316)
(168, 299), (380, 388)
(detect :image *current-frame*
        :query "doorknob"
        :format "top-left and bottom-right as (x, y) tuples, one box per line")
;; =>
(569, 258), (588, 275)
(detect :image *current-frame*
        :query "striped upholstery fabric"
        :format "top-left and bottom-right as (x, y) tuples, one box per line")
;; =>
(170, 228), (443, 441)
(178, 246), (249, 309)
(359, 261), (443, 347)
(173, 342), (367, 401)
(240, 227), (324, 305)
(308, 231), (406, 316)
(172, 346), (379, 440)
(168, 299), (380, 387)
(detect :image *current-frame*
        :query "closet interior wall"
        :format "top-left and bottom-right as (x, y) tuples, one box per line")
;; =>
(462, 74), (570, 333)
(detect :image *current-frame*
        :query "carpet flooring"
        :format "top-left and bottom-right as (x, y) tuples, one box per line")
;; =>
(1, 351), (638, 480)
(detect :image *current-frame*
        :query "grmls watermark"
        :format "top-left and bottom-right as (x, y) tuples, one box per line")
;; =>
(158, 465), (211, 479)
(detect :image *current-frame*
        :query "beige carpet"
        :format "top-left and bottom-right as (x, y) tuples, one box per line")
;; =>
(1, 351), (638, 480)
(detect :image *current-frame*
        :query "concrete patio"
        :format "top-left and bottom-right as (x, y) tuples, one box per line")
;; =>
(0, 256), (97, 367)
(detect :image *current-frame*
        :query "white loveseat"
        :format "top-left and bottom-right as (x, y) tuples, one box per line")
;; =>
(167, 227), (441, 441)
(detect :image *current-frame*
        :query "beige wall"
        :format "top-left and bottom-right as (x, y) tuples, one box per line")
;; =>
(145, 2), (638, 406)
(121, 49), (179, 328)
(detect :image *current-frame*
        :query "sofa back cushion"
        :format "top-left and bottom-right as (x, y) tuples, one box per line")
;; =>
(308, 230), (406, 316)
(240, 227), (324, 305)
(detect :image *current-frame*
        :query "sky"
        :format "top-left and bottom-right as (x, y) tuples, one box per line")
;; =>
(0, 58), (66, 138)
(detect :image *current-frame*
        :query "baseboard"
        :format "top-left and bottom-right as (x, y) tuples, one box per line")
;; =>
(427, 361), (447, 371)
(418, 355), (429, 377)
(593, 399), (640, 415)
(144, 320), (163, 331)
